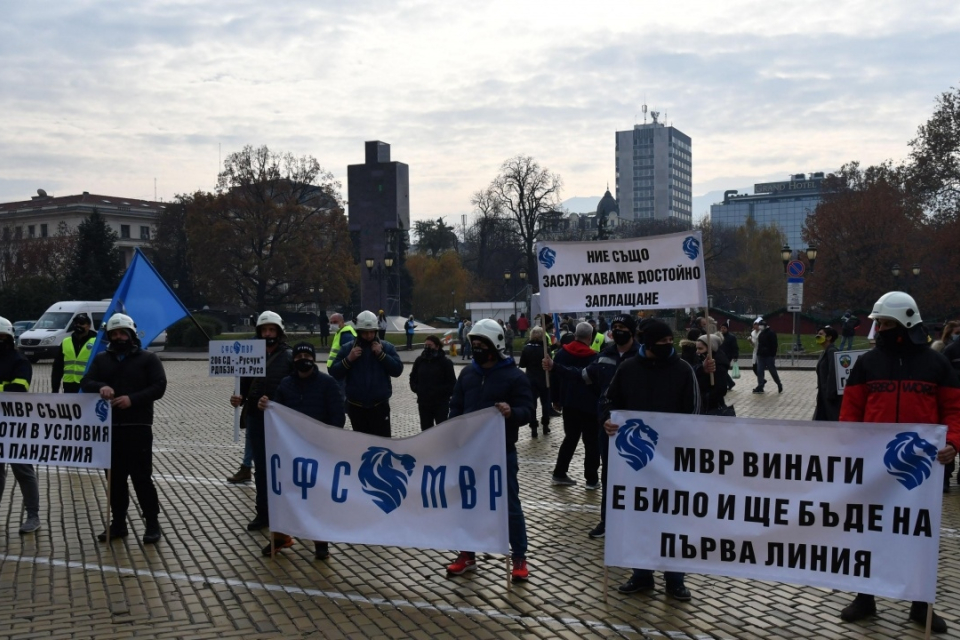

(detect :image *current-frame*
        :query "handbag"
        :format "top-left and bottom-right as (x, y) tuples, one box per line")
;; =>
(731, 362), (740, 379)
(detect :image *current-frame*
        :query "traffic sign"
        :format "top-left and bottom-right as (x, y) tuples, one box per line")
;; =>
(786, 278), (804, 306)
(787, 305), (802, 312)
(787, 260), (805, 277)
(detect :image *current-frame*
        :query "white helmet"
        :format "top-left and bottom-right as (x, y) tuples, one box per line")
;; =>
(355, 310), (379, 331)
(467, 318), (506, 357)
(869, 291), (922, 328)
(256, 310), (284, 332)
(106, 313), (137, 333)
(0, 317), (13, 340)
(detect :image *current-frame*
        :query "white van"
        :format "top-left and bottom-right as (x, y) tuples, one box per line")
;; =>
(17, 300), (110, 363)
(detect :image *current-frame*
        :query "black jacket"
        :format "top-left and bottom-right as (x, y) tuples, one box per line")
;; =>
(518, 341), (548, 386)
(944, 340), (960, 373)
(602, 347), (700, 422)
(273, 368), (346, 428)
(449, 358), (534, 452)
(813, 344), (841, 421)
(549, 340), (599, 414)
(241, 344), (294, 413)
(0, 347), (32, 392)
(757, 328), (778, 358)
(720, 332), (739, 361)
(409, 350), (456, 406)
(695, 349), (731, 413)
(841, 315), (860, 338)
(81, 347), (166, 427)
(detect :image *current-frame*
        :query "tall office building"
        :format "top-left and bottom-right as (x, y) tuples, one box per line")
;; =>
(615, 112), (692, 224)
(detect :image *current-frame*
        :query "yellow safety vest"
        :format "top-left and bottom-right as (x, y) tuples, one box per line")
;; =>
(327, 326), (357, 368)
(62, 335), (96, 384)
(591, 332), (605, 352)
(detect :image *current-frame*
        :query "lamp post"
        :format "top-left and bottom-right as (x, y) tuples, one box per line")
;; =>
(518, 266), (528, 317)
(780, 243), (817, 353)
(891, 263), (921, 294)
(365, 257), (395, 314)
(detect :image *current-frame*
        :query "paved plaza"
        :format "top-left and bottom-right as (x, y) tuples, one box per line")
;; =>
(1, 357), (959, 639)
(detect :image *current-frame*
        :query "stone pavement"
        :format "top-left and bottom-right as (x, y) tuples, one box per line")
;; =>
(1, 362), (959, 639)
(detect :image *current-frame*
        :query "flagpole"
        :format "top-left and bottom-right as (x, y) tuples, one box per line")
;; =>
(233, 378), (241, 443)
(541, 315), (550, 390)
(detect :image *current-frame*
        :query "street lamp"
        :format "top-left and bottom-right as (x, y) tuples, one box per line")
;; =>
(518, 267), (528, 317)
(891, 263), (921, 293)
(366, 258), (389, 312)
(780, 244), (818, 353)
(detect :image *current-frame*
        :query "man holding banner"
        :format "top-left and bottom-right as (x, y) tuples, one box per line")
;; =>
(446, 318), (534, 581)
(837, 292), (960, 633)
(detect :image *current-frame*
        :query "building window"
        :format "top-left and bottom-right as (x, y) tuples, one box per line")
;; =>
(14, 226), (22, 239)
(28, 225), (35, 238)
(140, 226), (151, 240)
(40, 224), (48, 238)
(120, 225), (130, 239)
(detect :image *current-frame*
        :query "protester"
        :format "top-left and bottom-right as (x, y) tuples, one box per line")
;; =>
(330, 310), (403, 437)
(404, 315), (416, 351)
(500, 319), (515, 357)
(753, 319), (783, 394)
(931, 320), (959, 352)
(812, 326), (841, 422)
(326, 313), (356, 369)
(837, 291), (960, 634)
(51, 313), (96, 393)
(446, 318), (534, 582)
(518, 327), (551, 438)
(230, 311), (293, 531)
(718, 321), (739, 390)
(839, 310), (860, 350)
(679, 329), (700, 368)
(588, 319), (606, 352)
(377, 310), (388, 342)
(602, 319), (700, 601)
(548, 322), (600, 488)
(257, 342), (344, 560)
(516, 313), (529, 338)
(748, 317), (762, 385)
(0, 317), (41, 534)
(459, 319), (473, 360)
(694, 333), (732, 416)
(83, 313), (167, 544)
(318, 312), (330, 347)
(409, 335), (456, 431)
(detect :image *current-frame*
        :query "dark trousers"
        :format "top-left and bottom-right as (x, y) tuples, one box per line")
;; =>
(599, 424), (610, 522)
(109, 425), (159, 522)
(248, 412), (268, 522)
(553, 407), (600, 483)
(417, 401), (449, 431)
(347, 402), (392, 437)
(378, 329), (386, 341)
(63, 382), (82, 393)
(406, 334), (414, 350)
(756, 356), (782, 389)
(462, 450), (527, 561)
(529, 379), (551, 430)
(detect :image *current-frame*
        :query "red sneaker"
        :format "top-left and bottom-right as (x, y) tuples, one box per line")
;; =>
(446, 551), (476, 575)
(511, 558), (529, 582)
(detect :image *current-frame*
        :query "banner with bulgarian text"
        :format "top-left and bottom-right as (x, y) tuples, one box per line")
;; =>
(265, 404), (510, 554)
(535, 231), (708, 313)
(604, 411), (944, 602)
(0, 393), (112, 468)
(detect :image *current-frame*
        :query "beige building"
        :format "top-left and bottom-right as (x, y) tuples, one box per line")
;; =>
(0, 189), (166, 266)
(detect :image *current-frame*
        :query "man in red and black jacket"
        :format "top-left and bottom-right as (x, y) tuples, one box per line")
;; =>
(838, 291), (960, 634)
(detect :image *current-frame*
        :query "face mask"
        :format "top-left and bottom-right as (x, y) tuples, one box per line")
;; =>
(815, 335), (826, 345)
(473, 349), (495, 365)
(295, 359), (315, 373)
(649, 344), (673, 359)
(73, 326), (87, 335)
(953, 334), (960, 342)
(0, 339), (13, 352)
(612, 329), (632, 346)
(331, 324), (340, 333)
(423, 348), (437, 358)
(876, 326), (908, 350)
(697, 352), (707, 361)
(264, 337), (278, 347)
(110, 339), (131, 353)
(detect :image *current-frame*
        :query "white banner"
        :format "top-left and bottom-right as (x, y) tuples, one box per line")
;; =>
(535, 231), (708, 314)
(208, 340), (266, 377)
(605, 411), (944, 602)
(265, 404), (510, 554)
(0, 393), (112, 468)
(834, 349), (868, 396)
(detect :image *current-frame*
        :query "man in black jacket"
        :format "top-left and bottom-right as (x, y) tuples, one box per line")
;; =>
(753, 320), (783, 394)
(51, 313), (96, 393)
(839, 310), (860, 351)
(82, 313), (167, 544)
(258, 342), (344, 560)
(602, 319), (700, 601)
(230, 311), (293, 531)
(409, 335), (457, 430)
(518, 327), (551, 437)
(812, 326), (841, 422)
(718, 322), (739, 390)
(549, 322), (600, 487)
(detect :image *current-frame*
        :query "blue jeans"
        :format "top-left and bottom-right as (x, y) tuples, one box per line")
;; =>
(756, 356), (782, 390)
(0, 463), (39, 517)
(838, 336), (854, 350)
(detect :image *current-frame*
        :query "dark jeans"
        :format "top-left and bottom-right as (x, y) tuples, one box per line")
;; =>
(378, 329), (386, 341)
(756, 356), (782, 389)
(630, 568), (686, 588)
(0, 463), (39, 517)
(461, 449), (527, 561)
(109, 425), (159, 522)
(599, 424), (610, 522)
(838, 336), (854, 351)
(553, 407), (600, 483)
(529, 379), (551, 430)
(248, 412), (268, 522)
(417, 400), (449, 431)
(347, 402), (392, 437)
(63, 382), (82, 393)
(406, 333), (414, 350)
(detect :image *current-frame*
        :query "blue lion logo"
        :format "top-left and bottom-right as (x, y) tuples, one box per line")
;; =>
(615, 419), (659, 471)
(682, 236), (700, 260)
(233, 341), (242, 354)
(538, 246), (557, 270)
(358, 446), (417, 513)
(95, 399), (109, 423)
(884, 432), (939, 490)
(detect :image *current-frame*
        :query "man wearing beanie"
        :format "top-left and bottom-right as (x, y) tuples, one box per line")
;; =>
(602, 318), (701, 601)
(258, 341), (345, 560)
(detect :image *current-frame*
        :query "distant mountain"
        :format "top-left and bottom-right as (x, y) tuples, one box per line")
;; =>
(692, 187), (751, 221)
(561, 196), (601, 214)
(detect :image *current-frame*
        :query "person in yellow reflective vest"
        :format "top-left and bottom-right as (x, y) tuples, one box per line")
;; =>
(589, 319), (606, 352)
(0, 316), (41, 534)
(52, 314), (97, 393)
(326, 313), (356, 369)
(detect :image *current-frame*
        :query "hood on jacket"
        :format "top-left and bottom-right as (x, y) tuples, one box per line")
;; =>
(562, 340), (596, 357)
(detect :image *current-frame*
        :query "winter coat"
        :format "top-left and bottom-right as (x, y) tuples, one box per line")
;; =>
(720, 332), (740, 361)
(0, 347), (32, 392)
(518, 341), (548, 387)
(549, 340), (599, 414)
(409, 350), (456, 406)
(813, 344), (841, 421)
(694, 348), (731, 413)
(601, 347), (701, 422)
(841, 315), (861, 338)
(756, 328), (778, 358)
(330, 338), (403, 407)
(273, 367), (346, 428)
(449, 357), (534, 451)
(240, 344), (294, 414)
(81, 346), (167, 427)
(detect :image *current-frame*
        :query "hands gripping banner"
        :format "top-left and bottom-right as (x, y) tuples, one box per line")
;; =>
(264, 405), (510, 554)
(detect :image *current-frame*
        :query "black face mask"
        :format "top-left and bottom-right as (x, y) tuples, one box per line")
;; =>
(264, 337), (279, 347)
(73, 326), (88, 335)
(423, 348), (438, 359)
(649, 344), (674, 359)
(110, 339), (132, 353)
(473, 349), (495, 365)
(0, 339), (13, 352)
(295, 359), (315, 373)
(876, 326), (909, 350)
(612, 329), (632, 346)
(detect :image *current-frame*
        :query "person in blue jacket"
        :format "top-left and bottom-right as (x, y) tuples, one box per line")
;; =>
(329, 310), (403, 437)
(446, 318), (535, 582)
(258, 342), (345, 560)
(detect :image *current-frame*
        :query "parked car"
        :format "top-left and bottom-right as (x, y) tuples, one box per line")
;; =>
(13, 320), (36, 339)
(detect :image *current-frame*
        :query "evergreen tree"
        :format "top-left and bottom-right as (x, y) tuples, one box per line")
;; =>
(65, 209), (123, 300)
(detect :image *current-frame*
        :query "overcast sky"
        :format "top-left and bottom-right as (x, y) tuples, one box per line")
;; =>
(2, 0), (958, 223)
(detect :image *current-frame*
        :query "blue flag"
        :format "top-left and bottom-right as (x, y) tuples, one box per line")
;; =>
(553, 313), (561, 344)
(84, 248), (191, 371)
